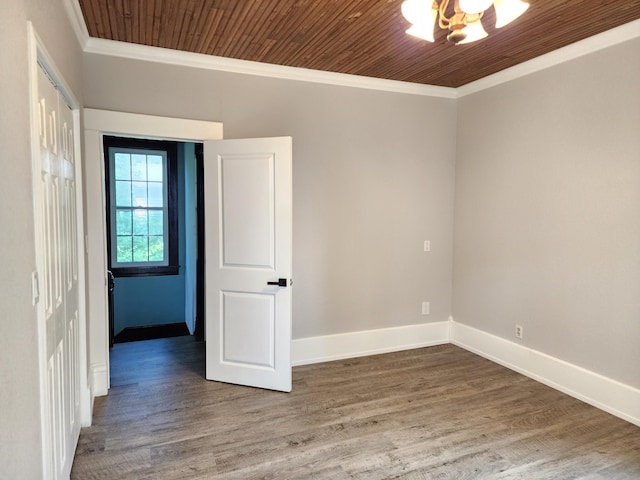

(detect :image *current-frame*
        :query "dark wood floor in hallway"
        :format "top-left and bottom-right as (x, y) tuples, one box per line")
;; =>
(71, 336), (640, 479)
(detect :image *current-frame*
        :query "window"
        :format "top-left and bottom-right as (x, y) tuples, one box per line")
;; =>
(104, 136), (179, 276)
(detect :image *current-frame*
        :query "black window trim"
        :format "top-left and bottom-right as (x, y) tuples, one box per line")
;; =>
(104, 135), (180, 278)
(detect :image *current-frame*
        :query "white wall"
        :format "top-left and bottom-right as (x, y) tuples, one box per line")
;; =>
(453, 38), (640, 389)
(82, 55), (458, 341)
(0, 0), (83, 477)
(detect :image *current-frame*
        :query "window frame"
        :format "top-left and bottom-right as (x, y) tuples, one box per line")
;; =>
(104, 136), (179, 277)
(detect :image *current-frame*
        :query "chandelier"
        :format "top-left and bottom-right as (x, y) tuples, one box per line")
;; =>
(401, 0), (529, 45)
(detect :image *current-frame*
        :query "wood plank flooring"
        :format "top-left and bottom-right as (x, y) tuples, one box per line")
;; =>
(71, 337), (640, 479)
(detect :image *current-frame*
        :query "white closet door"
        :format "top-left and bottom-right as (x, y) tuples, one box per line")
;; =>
(35, 65), (81, 479)
(58, 84), (81, 475)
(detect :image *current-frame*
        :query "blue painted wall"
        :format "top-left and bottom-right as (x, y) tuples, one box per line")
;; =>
(183, 144), (198, 334)
(113, 143), (196, 334)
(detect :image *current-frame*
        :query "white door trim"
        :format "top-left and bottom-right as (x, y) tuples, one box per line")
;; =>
(83, 109), (223, 403)
(27, 22), (89, 478)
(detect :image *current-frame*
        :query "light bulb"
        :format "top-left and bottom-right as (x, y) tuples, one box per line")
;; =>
(493, 0), (529, 28)
(401, 0), (434, 26)
(402, 0), (437, 42)
(457, 18), (488, 44)
(458, 0), (494, 15)
(406, 24), (436, 42)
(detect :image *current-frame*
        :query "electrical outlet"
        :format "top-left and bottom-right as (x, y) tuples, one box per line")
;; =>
(422, 301), (430, 315)
(423, 240), (431, 252)
(515, 324), (523, 339)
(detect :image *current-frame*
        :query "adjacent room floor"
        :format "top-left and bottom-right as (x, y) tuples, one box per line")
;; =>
(71, 336), (640, 479)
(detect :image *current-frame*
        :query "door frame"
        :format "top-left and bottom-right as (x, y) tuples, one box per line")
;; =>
(194, 143), (206, 341)
(83, 109), (223, 399)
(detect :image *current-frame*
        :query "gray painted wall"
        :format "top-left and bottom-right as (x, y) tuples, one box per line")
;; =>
(0, 0), (83, 477)
(453, 38), (640, 388)
(82, 56), (458, 340)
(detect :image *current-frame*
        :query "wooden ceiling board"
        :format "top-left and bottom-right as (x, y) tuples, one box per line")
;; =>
(77, 0), (640, 87)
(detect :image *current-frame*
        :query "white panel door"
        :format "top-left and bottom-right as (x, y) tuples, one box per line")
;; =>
(35, 66), (81, 479)
(204, 137), (292, 392)
(58, 83), (81, 474)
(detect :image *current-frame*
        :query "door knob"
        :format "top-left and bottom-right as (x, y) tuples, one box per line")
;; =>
(267, 278), (288, 287)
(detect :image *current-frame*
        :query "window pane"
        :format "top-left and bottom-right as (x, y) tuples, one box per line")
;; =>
(116, 209), (132, 235)
(133, 209), (148, 235)
(115, 181), (132, 207)
(148, 236), (164, 261)
(132, 181), (147, 207)
(116, 236), (133, 262)
(131, 154), (147, 181)
(148, 182), (163, 207)
(148, 210), (163, 236)
(133, 236), (148, 262)
(148, 155), (163, 182)
(114, 153), (131, 180)
(108, 142), (173, 270)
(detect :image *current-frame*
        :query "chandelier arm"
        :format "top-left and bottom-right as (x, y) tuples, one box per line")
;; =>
(438, 0), (451, 29)
(465, 10), (486, 22)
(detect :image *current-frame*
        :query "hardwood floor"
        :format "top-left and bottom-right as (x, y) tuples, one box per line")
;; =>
(72, 337), (640, 479)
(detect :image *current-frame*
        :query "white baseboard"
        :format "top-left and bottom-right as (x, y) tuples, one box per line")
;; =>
(90, 363), (109, 398)
(292, 321), (450, 366)
(450, 320), (640, 427)
(88, 320), (639, 427)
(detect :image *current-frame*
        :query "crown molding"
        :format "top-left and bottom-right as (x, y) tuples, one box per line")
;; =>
(457, 19), (640, 97)
(83, 37), (456, 98)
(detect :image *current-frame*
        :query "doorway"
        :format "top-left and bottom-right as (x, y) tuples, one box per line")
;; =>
(84, 109), (292, 397)
(103, 137), (205, 346)
(83, 109), (223, 396)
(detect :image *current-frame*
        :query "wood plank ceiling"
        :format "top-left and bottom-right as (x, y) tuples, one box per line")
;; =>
(78, 0), (640, 88)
